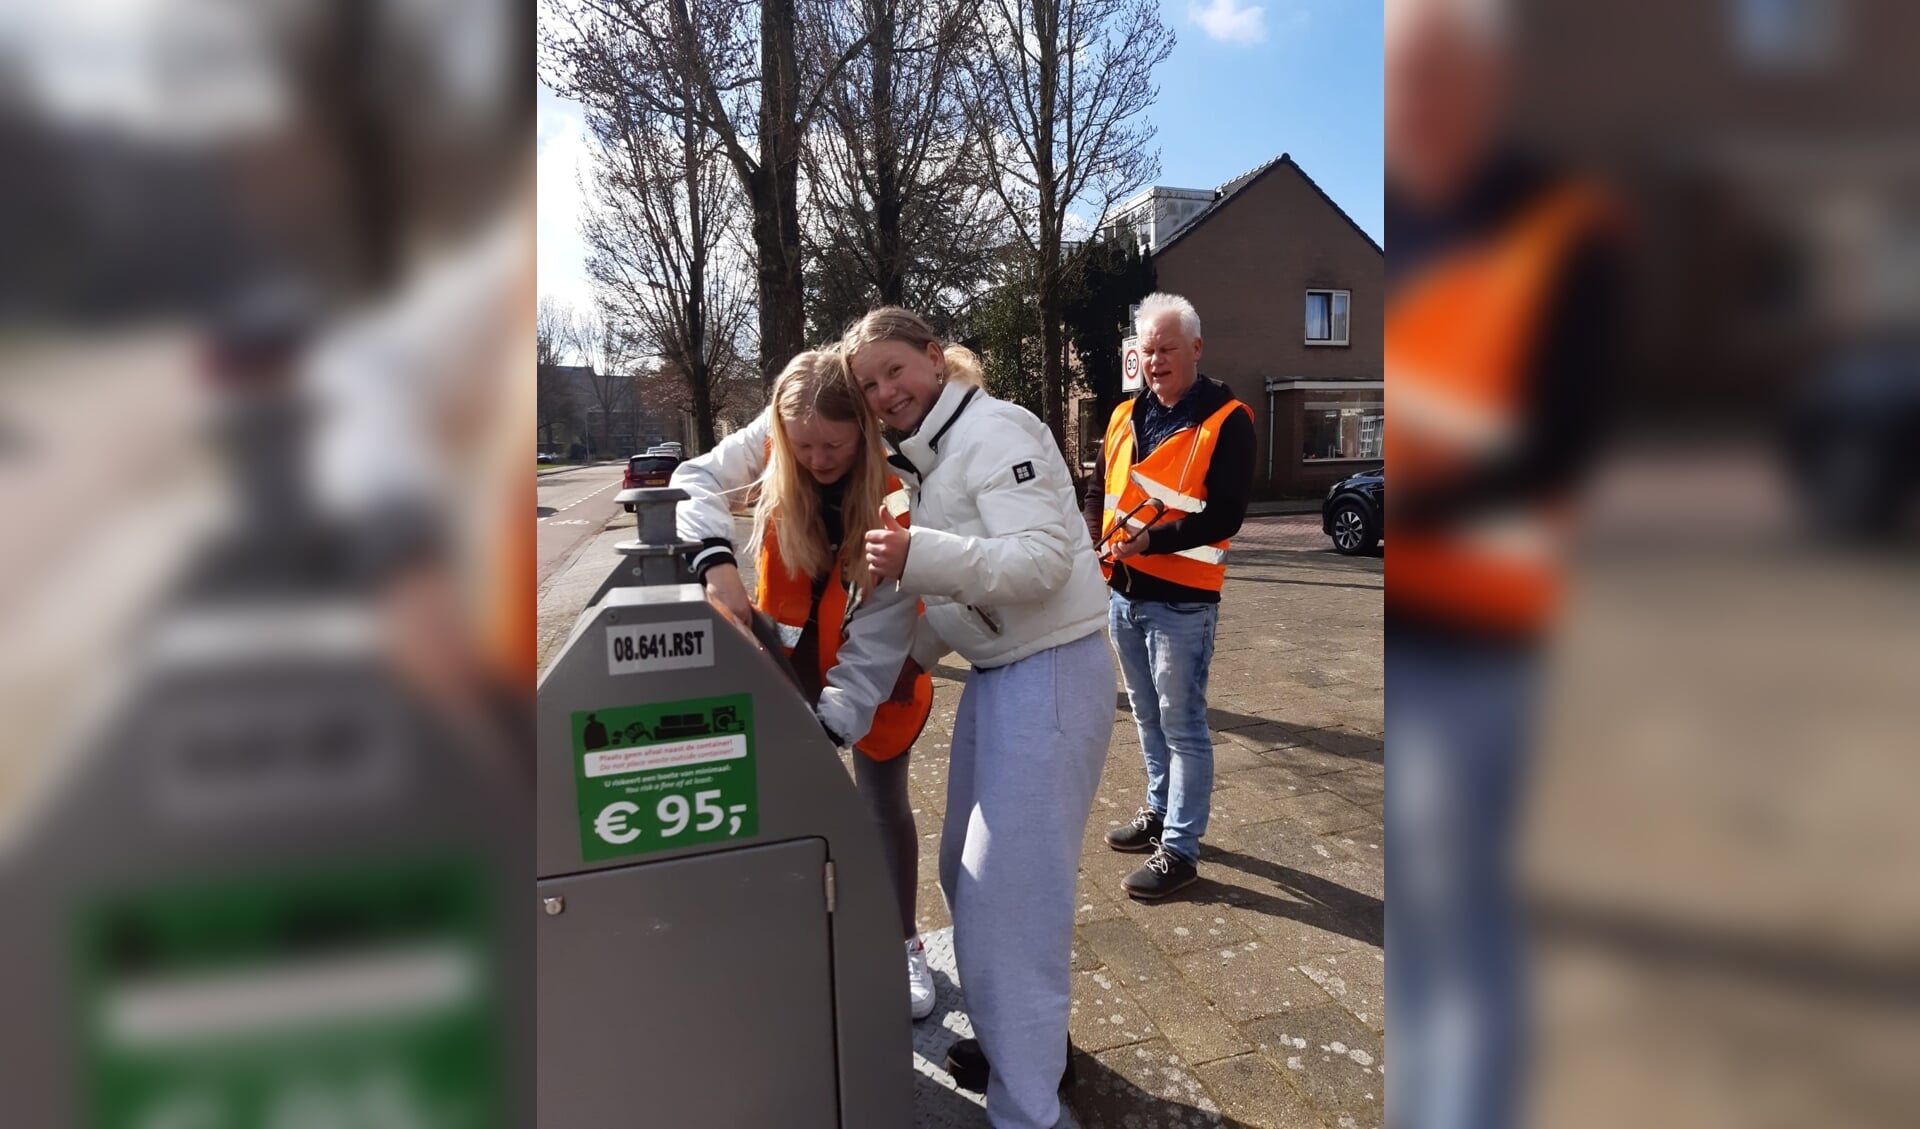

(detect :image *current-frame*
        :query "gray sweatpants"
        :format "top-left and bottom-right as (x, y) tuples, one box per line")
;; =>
(941, 630), (1115, 1129)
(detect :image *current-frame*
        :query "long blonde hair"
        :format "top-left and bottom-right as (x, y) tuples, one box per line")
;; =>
(748, 350), (890, 593)
(840, 307), (985, 393)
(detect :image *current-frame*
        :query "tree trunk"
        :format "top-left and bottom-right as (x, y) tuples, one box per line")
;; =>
(871, 0), (905, 306)
(755, 0), (807, 384)
(1034, 0), (1066, 453)
(689, 361), (717, 452)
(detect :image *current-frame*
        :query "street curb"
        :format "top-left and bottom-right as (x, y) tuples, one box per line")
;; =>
(538, 461), (619, 478)
(1247, 499), (1322, 516)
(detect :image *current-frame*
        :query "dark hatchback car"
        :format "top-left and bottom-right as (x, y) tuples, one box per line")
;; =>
(1783, 338), (1920, 539)
(1321, 466), (1383, 555)
(623, 453), (680, 511)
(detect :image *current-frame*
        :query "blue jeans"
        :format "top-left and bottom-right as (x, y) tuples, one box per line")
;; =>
(1107, 590), (1218, 864)
(1386, 631), (1539, 1129)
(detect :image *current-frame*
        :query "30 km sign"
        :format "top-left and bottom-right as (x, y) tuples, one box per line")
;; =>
(1122, 338), (1143, 391)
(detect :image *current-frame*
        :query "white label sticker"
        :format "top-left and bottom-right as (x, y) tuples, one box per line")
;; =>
(583, 735), (747, 779)
(606, 619), (715, 675)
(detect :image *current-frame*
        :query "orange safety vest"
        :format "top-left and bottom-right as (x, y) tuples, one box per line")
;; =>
(754, 478), (931, 761)
(1100, 396), (1253, 591)
(1385, 184), (1614, 636)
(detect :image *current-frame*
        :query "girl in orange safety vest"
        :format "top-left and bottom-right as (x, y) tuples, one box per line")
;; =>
(671, 349), (939, 1019)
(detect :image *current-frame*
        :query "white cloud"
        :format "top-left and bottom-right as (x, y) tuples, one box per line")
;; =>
(1189, 0), (1268, 45)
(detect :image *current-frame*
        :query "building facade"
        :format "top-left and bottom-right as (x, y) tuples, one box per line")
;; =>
(1089, 155), (1383, 500)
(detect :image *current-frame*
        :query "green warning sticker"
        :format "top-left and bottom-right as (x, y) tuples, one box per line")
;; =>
(572, 694), (757, 861)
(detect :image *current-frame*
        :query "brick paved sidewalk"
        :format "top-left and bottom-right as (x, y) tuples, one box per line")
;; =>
(895, 517), (1385, 1128)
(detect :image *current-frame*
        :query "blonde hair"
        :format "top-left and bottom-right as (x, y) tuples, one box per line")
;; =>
(748, 350), (890, 594)
(840, 306), (984, 390)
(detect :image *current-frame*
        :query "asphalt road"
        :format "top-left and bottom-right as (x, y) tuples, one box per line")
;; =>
(536, 463), (628, 590)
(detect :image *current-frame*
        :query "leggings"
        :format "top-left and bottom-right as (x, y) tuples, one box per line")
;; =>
(852, 747), (919, 939)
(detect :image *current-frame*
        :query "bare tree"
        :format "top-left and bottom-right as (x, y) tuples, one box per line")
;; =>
(543, 0), (871, 386)
(803, 0), (1001, 336)
(572, 311), (640, 458)
(960, 0), (1171, 451)
(578, 72), (757, 453)
(537, 295), (586, 451)
(537, 367), (579, 450)
(537, 294), (581, 366)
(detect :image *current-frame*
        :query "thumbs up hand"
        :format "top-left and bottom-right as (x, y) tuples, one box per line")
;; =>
(865, 504), (912, 584)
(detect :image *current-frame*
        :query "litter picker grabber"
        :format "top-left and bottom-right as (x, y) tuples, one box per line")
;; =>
(1099, 496), (1168, 559)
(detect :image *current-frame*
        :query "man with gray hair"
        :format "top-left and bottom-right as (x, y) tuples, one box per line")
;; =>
(1083, 292), (1255, 899)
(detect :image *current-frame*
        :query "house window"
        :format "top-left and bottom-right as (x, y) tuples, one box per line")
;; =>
(1301, 397), (1383, 462)
(1305, 290), (1350, 346)
(1733, 0), (1843, 70)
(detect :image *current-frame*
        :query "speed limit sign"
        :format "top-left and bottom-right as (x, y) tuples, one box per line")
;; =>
(1122, 340), (1143, 391)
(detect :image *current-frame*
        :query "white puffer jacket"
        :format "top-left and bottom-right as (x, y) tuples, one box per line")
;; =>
(895, 382), (1110, 670)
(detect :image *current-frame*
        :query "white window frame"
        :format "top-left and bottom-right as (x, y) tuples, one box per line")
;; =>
(1305, 289), (1351, 347)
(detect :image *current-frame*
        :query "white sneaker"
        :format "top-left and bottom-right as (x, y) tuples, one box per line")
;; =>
(906, 935), (936, 1020)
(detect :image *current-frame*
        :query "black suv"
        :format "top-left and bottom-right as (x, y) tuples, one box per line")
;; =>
(1321, 467), (1383, 555)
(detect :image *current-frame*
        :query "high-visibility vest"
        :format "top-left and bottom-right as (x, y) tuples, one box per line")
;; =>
(754, 477), (931, 761)
(1385, 184), (1613, 636)
(1100, 395), (1253, 591)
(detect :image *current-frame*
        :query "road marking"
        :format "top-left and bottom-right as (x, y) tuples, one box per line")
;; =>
(541, 480), (619, 522)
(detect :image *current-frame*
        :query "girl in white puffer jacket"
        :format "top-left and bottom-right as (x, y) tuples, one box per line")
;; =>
(846, 308), (1116, 1129)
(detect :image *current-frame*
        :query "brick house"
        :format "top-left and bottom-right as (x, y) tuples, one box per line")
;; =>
(1087, 155), (1384, 500)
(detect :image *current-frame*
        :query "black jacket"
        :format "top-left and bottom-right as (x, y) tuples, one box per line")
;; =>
(1080, 375), (1257, 604)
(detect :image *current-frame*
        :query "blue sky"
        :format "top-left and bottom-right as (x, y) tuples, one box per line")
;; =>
(1151, 0), (1382, 245)
(538, 0), (1382, 311)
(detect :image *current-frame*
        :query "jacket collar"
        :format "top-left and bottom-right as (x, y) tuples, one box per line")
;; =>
(1133, 373), (1231, 418)
(897, 381), (980, 476)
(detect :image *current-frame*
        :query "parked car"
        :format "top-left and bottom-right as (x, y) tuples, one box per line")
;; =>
(1321, 466), (1383, 555)
(536, 451), (557, 463)
(1782, 337), (1920, 539)
(623, 453), (680, 511)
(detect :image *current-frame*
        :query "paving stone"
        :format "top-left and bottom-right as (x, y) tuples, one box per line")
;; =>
(1289, 727), (1383, 766)
(1291, 949), (1387, 1034)
(1267, 742), (1368, 776)
(1069, 1040), (1232, 1128)
(1227, 819), (1385, 908)
(1079, 918), (1253, 1066)
(1244, 1004), (1384, 1129)
(1194, 1054), (1329, 1128)
(1210, 785), (1335, 831)
(1230, 901), (1369, 966)
(1115, 885), (1262, 958)
(1074, 869), (1132, 927)
(1256, 791), (1378, 837)
(1256, 692), (1355, 733)
(1210, 739), (1280, 775)
(1215, 719), (1310, 753)
(1070, 968), (1159, 1052)
(1224, 764), (1347, 801)
(1316, 769), (1385, 810)
(1202, 839), (1382, 952)
(1080, 836), (1150, 893)
(1173, 941), (1338, 1026)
